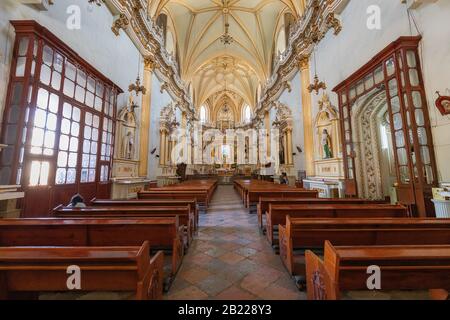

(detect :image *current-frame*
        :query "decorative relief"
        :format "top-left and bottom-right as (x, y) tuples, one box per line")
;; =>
(111, 13), (129, 36)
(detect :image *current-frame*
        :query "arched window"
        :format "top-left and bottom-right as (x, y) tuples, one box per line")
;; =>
(243, 105), (252, 123)
(200, 106), (207, 124)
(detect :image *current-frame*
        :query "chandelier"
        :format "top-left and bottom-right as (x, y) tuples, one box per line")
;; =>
(308, 46), (327, 95)
(220, 1), (234, 45)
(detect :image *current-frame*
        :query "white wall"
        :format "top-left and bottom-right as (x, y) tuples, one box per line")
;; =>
(0, 0), (141, 120)
(310, 0), (450, 182)
(277, 71), (306, 173)
(147, 72), (174, 180)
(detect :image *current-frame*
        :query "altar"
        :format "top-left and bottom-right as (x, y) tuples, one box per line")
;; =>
(303, 179), (344, 198)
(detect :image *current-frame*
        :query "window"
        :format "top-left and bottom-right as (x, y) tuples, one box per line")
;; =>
(243, 105), (252, 124)
(200, 105), (207, 124)
(0, 22), (120, 191)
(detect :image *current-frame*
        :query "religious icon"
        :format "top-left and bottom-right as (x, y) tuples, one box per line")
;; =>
(321, 129), (333, 159)
(121, 131), (134, 159)
(435, 91), (450, 115)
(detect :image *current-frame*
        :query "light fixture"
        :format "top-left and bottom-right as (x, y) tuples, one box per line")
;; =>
(308, 47), (327, 95)
(219, 0), (234, 45)
(128, 54), (147, 96)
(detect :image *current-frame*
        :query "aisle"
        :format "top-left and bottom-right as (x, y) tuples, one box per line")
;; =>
(165, 185), (305, 300)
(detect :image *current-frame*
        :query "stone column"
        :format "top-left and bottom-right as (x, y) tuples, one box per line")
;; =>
(283, 132), (288, 165)
(139, 57), (155, 177)
(264, 111), (270, 159)
(286, 128), (293, 165)
(299, 56), (315, 177)
(159, 128), (166, 166)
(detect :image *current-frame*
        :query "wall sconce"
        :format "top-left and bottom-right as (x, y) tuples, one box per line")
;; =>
(296, 146), (303, 153)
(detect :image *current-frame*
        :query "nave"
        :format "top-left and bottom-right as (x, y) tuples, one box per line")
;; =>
(167, 185), (305, 300)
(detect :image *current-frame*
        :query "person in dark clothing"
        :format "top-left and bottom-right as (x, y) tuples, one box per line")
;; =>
(280, 172), (289, 185)
(68, 194), (87, 208)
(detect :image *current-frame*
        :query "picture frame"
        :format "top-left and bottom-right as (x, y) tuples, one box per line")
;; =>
(435, 91), (450, 115)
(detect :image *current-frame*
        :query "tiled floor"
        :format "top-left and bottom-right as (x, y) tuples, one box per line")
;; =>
(165, 185), (306, 300)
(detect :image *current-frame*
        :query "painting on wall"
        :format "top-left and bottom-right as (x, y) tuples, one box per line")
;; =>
(435, 91), (450, 115)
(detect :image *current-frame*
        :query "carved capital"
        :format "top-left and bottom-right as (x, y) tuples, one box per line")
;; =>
(144, 56), (156, 71)
(298, 56), (310, 71)
(111, 13), (129, 36)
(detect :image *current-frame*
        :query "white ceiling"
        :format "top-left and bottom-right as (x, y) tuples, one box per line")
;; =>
(148, 0), (300, 108)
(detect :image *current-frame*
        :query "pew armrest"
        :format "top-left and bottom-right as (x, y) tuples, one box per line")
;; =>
(279, 224), (293, 275)
(266, 211), (273, 245)
(305, 250), (338, 300)
(140, 250), (164, 300)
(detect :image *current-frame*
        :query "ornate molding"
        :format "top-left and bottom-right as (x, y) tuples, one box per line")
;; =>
(111, 13), (129, 36)
(256, 0), (346, 117)
(109, 0), (194, 115)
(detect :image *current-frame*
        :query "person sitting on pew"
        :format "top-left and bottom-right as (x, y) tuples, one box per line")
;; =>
(68, 194), (87, 208)
(280, 173), (289, 185)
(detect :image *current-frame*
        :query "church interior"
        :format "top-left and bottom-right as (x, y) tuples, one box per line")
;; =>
(0, 0), (450, 302)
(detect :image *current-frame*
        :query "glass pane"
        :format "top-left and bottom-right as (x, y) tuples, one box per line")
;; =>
(393, 113), (403, 130)
(63, 79), (75, 97)
(85, 91), (94, 107)
(395, 131), (405, 148)
(57, 151), (68, 167)
(18, 37), (29, 56)
(51, 71), (61, 90)
(44, 131), (55, 148)
(75, 85), (85, 102)
(397, 148), (408, 166)
(59, 135), (69, 150)
(54, 53), (64, 73)
(364, 74), (374, 89)
(388, 78), (398, 96)
(37, 88), (49, 109)
(31, 127), (44, 147)
(93, 115), (99, 128)
(48, 94), (59, 113)
(15, 57), (27, 77)
(356, 80), (364, 95)
(63, 103), (72, 118)
(34, 109), (47, 128)
(43, 46), (53, 65)
(67, 168), (76, 183)
(417, 127), (428, 145)
(56, 168), (66, 184)
(415, 109), (424, 126)
(424, 165), (433, 184)
(420, 146), (430, 165)
(399, 166), (410, 183)
(71, 122), (79, 136)
(29, 161), (41, 186)
(47, 113), (57, 130)
(391, 96), (400, 113)
(61, 119), (70, 134)
(385, 57), (395, 76)
(65, 61), (76, 80)
(87, 77), (95, 92)
(72, 107), (81, 121)
(409, 69), (419, 86)
(40, 64), (51, 85)
(69, 137), (78, 152)
(412, 91), (422, 109)
(374, 65), (384, 83)
(406, 51), (417, 68)
(349, 86), (356, 100)
(68, 152), (77, 167)
(77, 70), (86, 87)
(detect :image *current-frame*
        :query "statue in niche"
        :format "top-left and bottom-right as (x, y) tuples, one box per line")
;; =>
(121, 131), (135, 159)
(321, 129), (333, 159)
(279, 135), (285, 164)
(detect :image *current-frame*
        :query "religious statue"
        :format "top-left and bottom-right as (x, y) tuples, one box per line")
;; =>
(321, 129), (333, 159)
(121, 131), (134, 159)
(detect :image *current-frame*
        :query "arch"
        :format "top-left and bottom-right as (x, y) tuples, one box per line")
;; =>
(199, 105), (208, 124)
(242, 104), (252, 124)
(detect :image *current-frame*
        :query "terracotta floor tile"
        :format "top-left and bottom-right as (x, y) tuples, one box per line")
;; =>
(179, 267), (212, 285)
(213, 286), (258, 300)
(196, 275), (233, 296)
(218, 252), (246, 265)
(166, 286), (209, 300)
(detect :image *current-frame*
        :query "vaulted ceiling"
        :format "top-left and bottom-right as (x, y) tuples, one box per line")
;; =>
(147, 0), (301, 109)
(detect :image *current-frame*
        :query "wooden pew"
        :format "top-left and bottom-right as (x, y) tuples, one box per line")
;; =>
(246, 189), (318, 209)
(279, 217), (450, 277)
(266, 204), (408, 246)
(53, 204), (194, 247)
(138, 191), (208, 212)
(305, 241), (450, 300)
(0, 241), (164, 300)
(91, 198), (199, 230)
(257, 197), (387, 231)
(0, 217), (183, 290)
